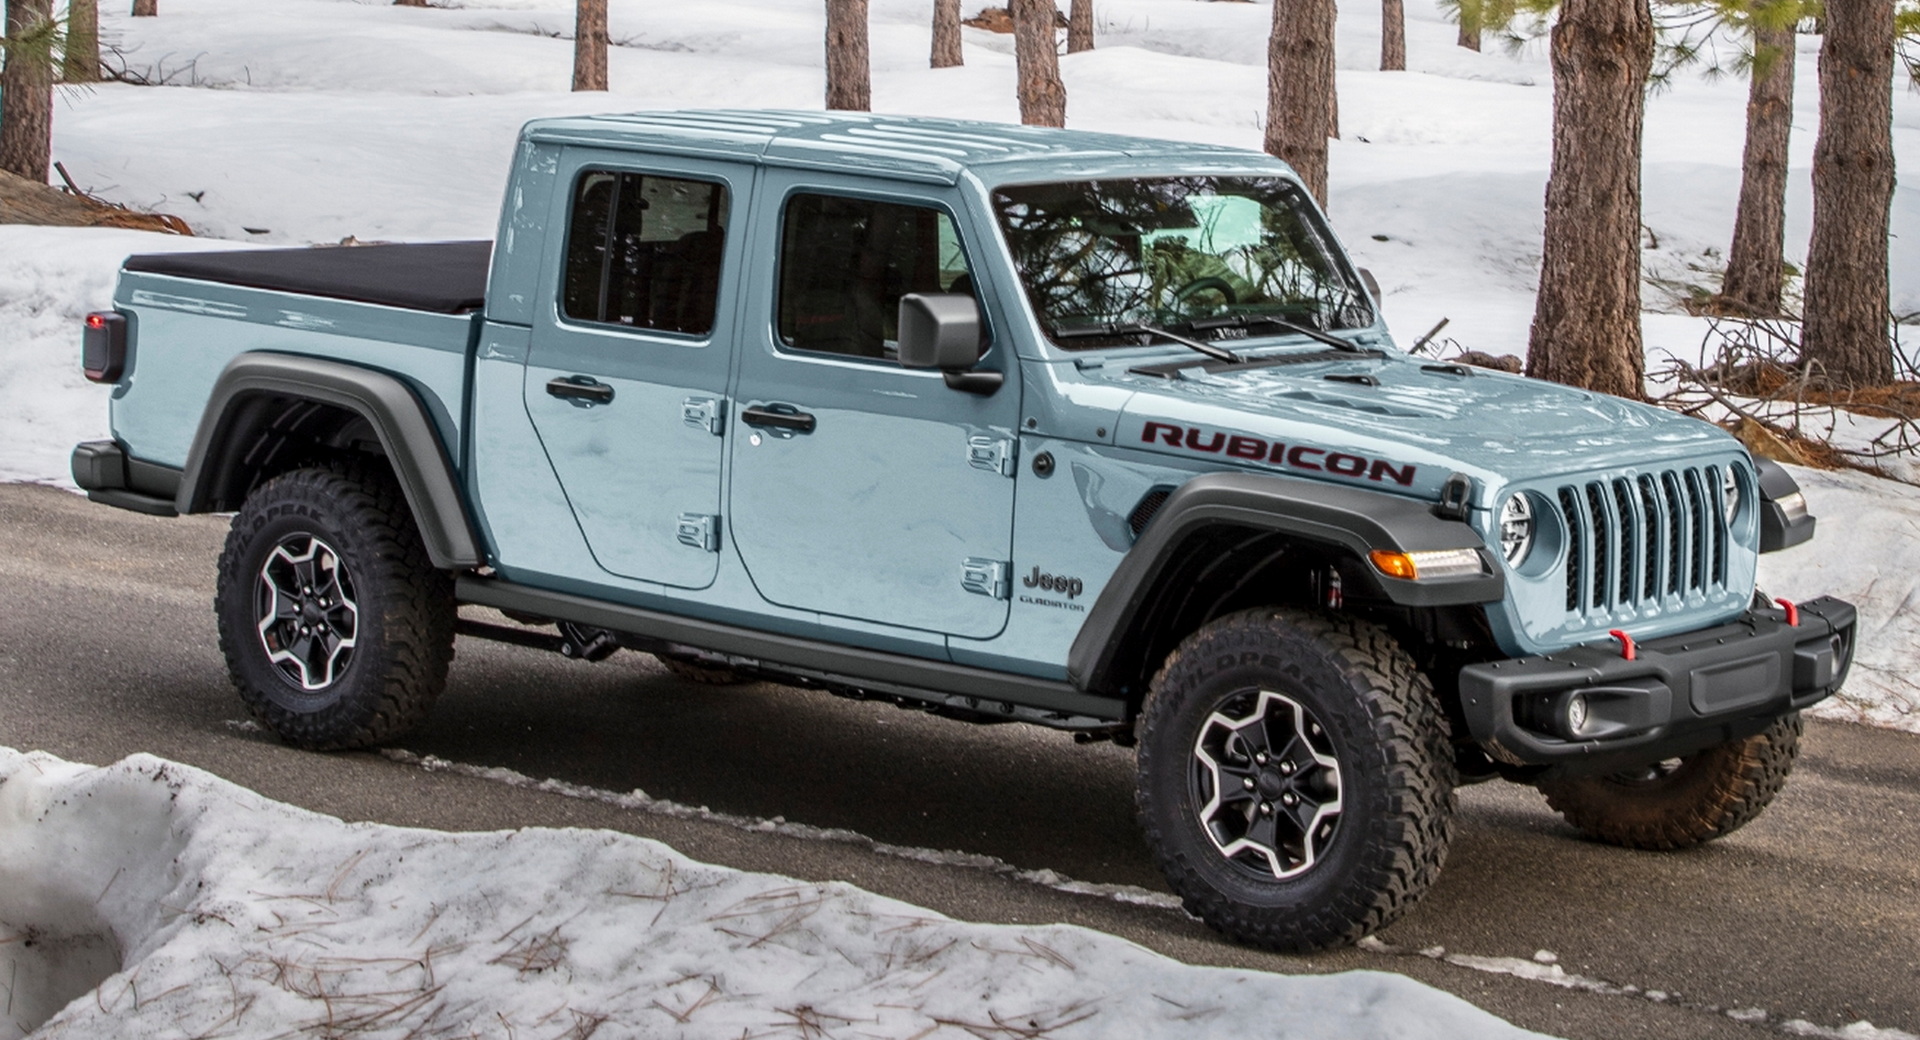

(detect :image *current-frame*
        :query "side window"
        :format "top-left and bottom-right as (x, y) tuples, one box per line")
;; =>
(562, 170), (729, 336)
(777, 193), (975, 359)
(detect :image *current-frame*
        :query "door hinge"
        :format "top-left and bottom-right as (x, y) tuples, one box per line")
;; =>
(682, 397), (725, 436)
(960, 557), (1012, 600)
(676, 513), (721, 553)
(967, 436), (1016, 477)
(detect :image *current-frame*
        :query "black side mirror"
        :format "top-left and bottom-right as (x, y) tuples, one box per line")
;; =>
(898, 293), (1001, 395)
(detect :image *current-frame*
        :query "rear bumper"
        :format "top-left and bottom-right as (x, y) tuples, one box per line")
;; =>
(1459, 597), (1855, 775)
(71, 440), (180, 516)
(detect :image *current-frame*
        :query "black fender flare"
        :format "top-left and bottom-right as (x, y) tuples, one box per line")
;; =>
(1066, 472), (1503, 693)
(176, 352), (482, 569)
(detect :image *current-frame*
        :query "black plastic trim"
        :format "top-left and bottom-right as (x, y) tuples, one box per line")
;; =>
(1755, 456), (1816, 552)
(1458, 596), (1855, 775)
(177, 353), (482, 569)
(71, 440), (182, 516)
(456, 575), (1123, 722)
(1067, 472), (1503, 692)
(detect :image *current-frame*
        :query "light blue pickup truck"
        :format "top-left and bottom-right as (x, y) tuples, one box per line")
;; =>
(72, 110), (1853, 951)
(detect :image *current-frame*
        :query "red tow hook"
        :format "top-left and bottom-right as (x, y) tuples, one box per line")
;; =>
(1607, 629), (1637, 662)
(1775, 598), (1800, 627)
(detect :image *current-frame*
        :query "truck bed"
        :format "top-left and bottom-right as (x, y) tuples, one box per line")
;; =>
(123, 240), (493, 315)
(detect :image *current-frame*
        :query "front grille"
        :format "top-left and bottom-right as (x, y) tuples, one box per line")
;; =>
(1556, 465), (1730, 616)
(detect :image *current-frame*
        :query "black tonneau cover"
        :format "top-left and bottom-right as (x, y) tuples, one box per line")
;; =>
(124, 240), (493, 315)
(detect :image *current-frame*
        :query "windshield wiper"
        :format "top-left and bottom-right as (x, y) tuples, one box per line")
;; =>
(1183, 314), (1365, 353)
(1053, 321), (1245, 364)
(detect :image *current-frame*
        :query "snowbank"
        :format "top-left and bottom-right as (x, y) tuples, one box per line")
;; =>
(0, 748), (1552, 1039)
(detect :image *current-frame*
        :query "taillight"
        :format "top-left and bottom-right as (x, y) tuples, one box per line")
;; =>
(82, 311), (127, 382)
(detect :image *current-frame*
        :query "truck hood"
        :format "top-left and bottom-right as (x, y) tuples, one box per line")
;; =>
(1101, 349), (1736, 502)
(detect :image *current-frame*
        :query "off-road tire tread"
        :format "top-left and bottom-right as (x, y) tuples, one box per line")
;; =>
(216, 462), (454, 750)
(1537, 713), (1802, 850)
(1136, 608), (1456, 952)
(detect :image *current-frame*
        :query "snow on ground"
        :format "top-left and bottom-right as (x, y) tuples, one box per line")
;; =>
(2, 0), (1918, 732)
(0, 747), (1555, 1040)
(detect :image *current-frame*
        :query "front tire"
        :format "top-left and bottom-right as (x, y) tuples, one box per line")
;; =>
(1136, 608), (1456, 952)
(216, 464), (454, 750)
(1537, 713), (1802, 850)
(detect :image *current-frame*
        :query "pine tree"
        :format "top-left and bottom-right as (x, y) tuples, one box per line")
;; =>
(1525, 0), (1654, 398)
(131, 0), (155, 16)
(63, 0), (98, 82)
(932, 0), (963, 67)
(1068, 0), (1094, 53)
(0, 0), (57, 183)
(1382, 0), (1407, 69)
(825, 0), (870, 110)
(1264, 0), (1337, 204)
(1718, 2), (1800, 316)
(1801, 0), (1896, 385)
(1013, 0), (1066, 126)
(573, 0), (608, 91)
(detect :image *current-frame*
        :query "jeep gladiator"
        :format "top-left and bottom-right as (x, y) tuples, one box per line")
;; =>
(71, 110), (1855, 951)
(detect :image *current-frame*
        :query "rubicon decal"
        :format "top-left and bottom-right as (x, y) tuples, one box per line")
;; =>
(1139, 422), (1417, 487)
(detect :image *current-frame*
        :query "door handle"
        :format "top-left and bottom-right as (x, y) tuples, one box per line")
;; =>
(741, 405), (816, 434)
(547, 376), (614, 405)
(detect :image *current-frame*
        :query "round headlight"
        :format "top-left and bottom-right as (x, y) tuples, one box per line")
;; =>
(1721, 467), (1742, 526)
(1499, 494), (1535, 566)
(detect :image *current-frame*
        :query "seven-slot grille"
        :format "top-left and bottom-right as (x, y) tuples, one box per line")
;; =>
(1554, 467), (1730, 616)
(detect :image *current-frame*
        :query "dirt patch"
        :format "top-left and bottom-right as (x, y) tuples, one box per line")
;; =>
(0, 169), (191, 235)
(963, 6), (1066, 32)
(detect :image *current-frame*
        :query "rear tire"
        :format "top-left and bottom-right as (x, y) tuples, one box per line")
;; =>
(216, 463), (454, 750)
(1135, 608), (1456, 952)
(1537, 713), (1802, 850)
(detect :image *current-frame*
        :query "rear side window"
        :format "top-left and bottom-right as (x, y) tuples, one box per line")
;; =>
(777, 193), (974, 359)
(562, 170), (729, 336)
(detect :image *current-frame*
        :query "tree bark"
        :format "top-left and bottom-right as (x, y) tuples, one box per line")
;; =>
(1381, 0), (1405, 70)
(1801, 0), (1896, 386)
(932, 0), (964, 67)
(131, 0), (155, 15)
(1264, 0), (1337, 204)
(572, 0), (608, 91)
(1719, 18), (1796, 317)
(1068, 0), (1094, 53)
(1457, 1), (1481, 51)
(1013, 0), (1066, 126)
(0, 0), (55, 183)
(63, 0), (100, 82)
(825, 0), (870, 110)
(1524, 0), (1654, 399)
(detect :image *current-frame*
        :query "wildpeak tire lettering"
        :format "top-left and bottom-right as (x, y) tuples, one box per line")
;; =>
(1138, 421), (1417, 487)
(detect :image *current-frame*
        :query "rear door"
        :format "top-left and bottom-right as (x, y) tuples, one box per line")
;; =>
(726, 175), (1020, 639)
(524, 150), (749, 589)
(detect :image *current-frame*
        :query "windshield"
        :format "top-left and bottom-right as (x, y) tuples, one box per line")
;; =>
(990, 176), (1373, 349)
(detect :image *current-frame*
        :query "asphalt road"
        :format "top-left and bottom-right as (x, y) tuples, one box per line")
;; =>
(3, 481), (1916, 1040)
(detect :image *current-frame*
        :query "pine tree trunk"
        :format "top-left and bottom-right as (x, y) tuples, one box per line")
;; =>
(825, 0), (871, 111)
(63, 0), (100, 83)
(131, 0), (156, 15)
(0, 0), (55, 183)
(1801, 0), (1896, 386)
(1264, 0), (1337, 204)
(1013, 0), (1066, 126)
(1068, 0), (1094, 53)
(572, 0), (608, 91)
(1381, 0), (1406, 70)
(1525, 0), (1653, 399)
(1719, 19), (1796, 317)
(1457, 2), (1481, 51)
(932, 0), (964, 67)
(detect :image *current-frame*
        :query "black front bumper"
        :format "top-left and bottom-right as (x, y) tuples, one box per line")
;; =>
(1459, 597), (1855, 776)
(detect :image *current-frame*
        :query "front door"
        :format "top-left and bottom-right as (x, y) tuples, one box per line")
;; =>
(525, 151), (749, 589)
(727, 178), (1020, 639)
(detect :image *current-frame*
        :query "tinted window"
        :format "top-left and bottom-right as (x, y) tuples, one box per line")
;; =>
(777, 193), (973, 359)
(562, 171), (728, 336)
